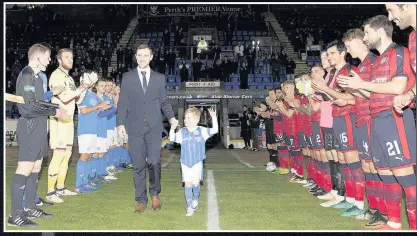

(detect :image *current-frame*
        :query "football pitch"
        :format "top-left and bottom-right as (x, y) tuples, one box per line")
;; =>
(4, 147), (411, 231)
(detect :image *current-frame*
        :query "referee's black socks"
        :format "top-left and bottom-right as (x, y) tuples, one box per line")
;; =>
(11, 174), (28, 214)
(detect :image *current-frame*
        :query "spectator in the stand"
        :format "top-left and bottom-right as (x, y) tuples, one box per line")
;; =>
(6, 80), (15, 94)
(85, 53), (93, 70)
(306, 34), (314, 51)
(211, 44), (221, 61)
(179, 39), (187, 58)
(250, 106), (261, 151)
(234, 41), (244, 63)
(74, 50), (81, 67)
(116, 45), (124, 69)
(285, 56), (296, 80)
(270, 55), (281, 82)
(279, 50), (286, 61)
(211, 59), (222, 81)
(192, 57), (202, 81)
(225, 23), (233, 46)
(124, 46), (133, 68)
(6, 79), (16, 114)
(156, 50), (166, 74)
(92, 51), (100, 71)
(71, 67), (80, 81)
(263, 54), (271, 75)
(100, 49), (109, 76)
(173, 25), (180, 45)
(105, 31), (112, 45)
(165, 48), (176, 75)
(221, 56), (230, 82)
(6, 66), (12, 83)
(239, 105), (251, 149)
(200, 64), (208, 81)
(163, 28), (170, 47)
(239, 62), (249, 89)
(82, 37), (88, 48)
(247, 48), (256, 75)
(105, 44), (112, 66)
(11, 59), (22, 84)
(179, 60), (189, 82)
(6, 48), (13, 68)
(243, 42), (250, 56)
(88, 36), (96, 48)
(175, 27), (184, 46)
(230, 57), (238, 74)
(251, 101), (257, 111)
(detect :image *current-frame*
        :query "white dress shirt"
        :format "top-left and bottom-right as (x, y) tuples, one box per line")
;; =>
(137, 67), (151, 89)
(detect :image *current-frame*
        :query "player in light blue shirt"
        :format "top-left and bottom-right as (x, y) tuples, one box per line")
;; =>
(91, 78), (117, 185)
(75, 87), (108, 193)
(170, 107), (218, 216)
(103, 79), (121, 173)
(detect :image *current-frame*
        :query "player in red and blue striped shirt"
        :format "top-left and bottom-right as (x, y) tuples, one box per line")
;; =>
(338, 15), (416, 230)
(337, 28), (385, 222)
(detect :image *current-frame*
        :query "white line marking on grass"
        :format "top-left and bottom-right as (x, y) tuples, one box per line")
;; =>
(231, 151), (253, 168)
(207, 170), (220, 231)
(162, 154), (176, 168)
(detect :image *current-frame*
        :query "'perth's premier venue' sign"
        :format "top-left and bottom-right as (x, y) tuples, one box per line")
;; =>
(148, 5), (242, 16)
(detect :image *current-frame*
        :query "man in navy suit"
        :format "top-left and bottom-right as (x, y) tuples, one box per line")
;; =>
(117, 44), (178, 213)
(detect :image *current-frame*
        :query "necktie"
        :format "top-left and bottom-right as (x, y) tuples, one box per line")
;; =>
(141, 71), (147, 94)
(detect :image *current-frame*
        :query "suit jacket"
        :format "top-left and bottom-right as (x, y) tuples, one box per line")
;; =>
(116, 68), (174, 136)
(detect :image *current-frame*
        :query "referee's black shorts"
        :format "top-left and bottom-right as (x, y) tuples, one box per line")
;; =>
(17, 117), (48, 162)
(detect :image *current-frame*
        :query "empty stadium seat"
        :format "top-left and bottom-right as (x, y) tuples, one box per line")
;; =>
(224, 82), (232, 90)
(263, 77), (271, 83)
(273, 82), (281, 87)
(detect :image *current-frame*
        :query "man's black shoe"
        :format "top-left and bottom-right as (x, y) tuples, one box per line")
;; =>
(7, 211), (38, 227)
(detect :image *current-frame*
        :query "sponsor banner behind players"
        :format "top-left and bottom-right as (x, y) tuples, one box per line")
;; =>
(167, 94), (267, 99)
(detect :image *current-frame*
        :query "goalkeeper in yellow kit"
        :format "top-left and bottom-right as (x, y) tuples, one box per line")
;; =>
(46, 49), (96, 203)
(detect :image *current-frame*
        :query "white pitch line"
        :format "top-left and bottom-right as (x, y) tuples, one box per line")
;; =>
(207, 170), (220, 231)
(161, 154), (176, 168)
(230, 151), (253, 168)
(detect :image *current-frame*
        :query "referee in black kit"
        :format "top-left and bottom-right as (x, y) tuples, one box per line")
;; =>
(8, 44), (68, 227)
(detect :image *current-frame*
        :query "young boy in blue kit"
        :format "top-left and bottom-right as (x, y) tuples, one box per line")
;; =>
(170, 107), (218, 216)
